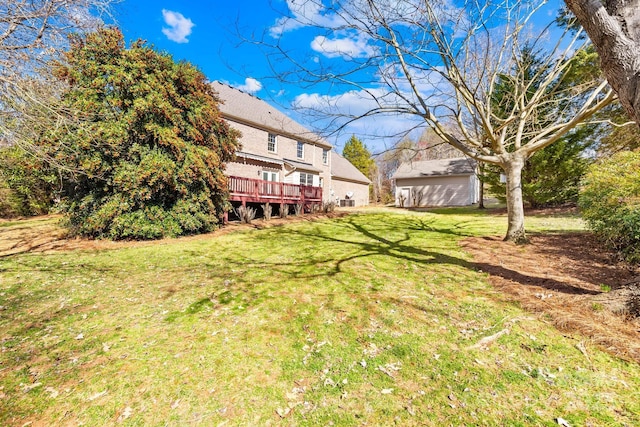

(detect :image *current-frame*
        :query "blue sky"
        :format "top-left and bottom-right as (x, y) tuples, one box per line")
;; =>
(110, 0), (565, 154)
(115, 1), (274, 91)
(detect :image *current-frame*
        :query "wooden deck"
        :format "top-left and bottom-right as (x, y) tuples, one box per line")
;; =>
(228, 176), (322, 206)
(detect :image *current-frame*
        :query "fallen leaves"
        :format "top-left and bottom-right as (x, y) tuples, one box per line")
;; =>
(20, 383), (59, 399)
(448, 393), (458, 409)
(277, 385), (312, 419)
(302, 340), (330, 365)
(377, 361), (402, 378)
(117, 406), (133, 423)
(44, 387), (59, 398)
(275, 407), (291, 418)
(362, 342), (382, 357)
(285, 387), (305, 401)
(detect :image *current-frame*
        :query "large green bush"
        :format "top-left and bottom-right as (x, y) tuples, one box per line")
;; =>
(45, 28), (240, 239)
(579, 151), (640, 262)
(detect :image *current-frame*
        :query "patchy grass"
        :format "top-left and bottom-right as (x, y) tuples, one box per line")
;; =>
(1, 208), (639, 426)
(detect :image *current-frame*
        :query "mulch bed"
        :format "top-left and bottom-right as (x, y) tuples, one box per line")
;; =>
(462, 232), (640, 364)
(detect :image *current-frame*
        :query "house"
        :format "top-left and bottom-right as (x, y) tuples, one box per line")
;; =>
(330, 151), (371, 207)
(212, 81), (333, 211)
(392, 157), (479, 207)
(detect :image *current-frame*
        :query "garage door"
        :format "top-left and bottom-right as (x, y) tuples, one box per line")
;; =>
(397, 176), (471, 207)
(421, 176), (470, 206)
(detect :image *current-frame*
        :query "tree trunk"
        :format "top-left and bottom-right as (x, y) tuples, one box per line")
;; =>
(477, 164), (486, 209)
(565, 0), (640, 126)
(503, 156), (528, 243)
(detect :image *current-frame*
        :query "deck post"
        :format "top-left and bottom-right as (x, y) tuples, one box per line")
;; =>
(279, 182), (284, 205)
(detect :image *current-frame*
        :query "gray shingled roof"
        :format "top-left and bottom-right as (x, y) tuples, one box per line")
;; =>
(331, 151), (371, 184)
(392, 158), (476, 179)
(211, 81), (331, 149)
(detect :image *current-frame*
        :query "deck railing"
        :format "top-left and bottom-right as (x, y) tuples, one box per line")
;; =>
(228, 176), (322, 204)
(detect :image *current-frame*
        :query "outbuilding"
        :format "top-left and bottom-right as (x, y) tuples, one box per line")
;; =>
(392, 158), (479, 207)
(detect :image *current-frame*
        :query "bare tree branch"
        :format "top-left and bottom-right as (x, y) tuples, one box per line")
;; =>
(253, 0), (613, 241)
(0, 0), (117, 155)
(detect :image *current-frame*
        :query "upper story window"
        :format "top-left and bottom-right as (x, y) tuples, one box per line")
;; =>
(297, 141), (304, 159)
(322, 149), (329, 165)
(268, 133), (277, 153)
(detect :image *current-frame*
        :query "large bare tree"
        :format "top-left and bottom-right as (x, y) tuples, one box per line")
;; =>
(261, 0), (614, 242)
(0, 0), (115, 154)
(564, 0), (640, 126)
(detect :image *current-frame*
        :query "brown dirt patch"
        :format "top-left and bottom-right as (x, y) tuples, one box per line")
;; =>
(462, 232), (640, 364)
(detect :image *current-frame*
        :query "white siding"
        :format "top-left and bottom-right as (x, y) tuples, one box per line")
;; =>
(331, 179), (370, 207)
(395, 176), (475, 207)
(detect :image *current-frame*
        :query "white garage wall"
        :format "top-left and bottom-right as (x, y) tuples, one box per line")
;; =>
(395, 176), (473, 207)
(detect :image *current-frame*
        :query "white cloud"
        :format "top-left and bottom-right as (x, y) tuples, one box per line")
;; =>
(290, 60), (460, 150)
(269, 16), (306, 38)
(269, 0), (450, 38)
(269, 0), (344, 37)
(162, 10), (194, 44)
(311, 33), (376, 59)
(293, 89), (425, 152)
(236, 77), (263, 94)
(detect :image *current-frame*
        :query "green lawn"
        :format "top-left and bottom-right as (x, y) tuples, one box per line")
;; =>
(1, 209), (638, 426)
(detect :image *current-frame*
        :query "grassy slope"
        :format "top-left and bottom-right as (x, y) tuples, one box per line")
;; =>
(0, 209), (638, 426)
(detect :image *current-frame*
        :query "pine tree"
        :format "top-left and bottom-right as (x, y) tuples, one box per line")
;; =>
(343, 135), (376, 201)
(483, 46), (599, 208)
(343, 135), (375, 177)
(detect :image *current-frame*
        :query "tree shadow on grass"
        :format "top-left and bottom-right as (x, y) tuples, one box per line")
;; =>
(473, 261), (600, 295)
(0, 212), (601, 383)
(213, 215), (597, 296)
